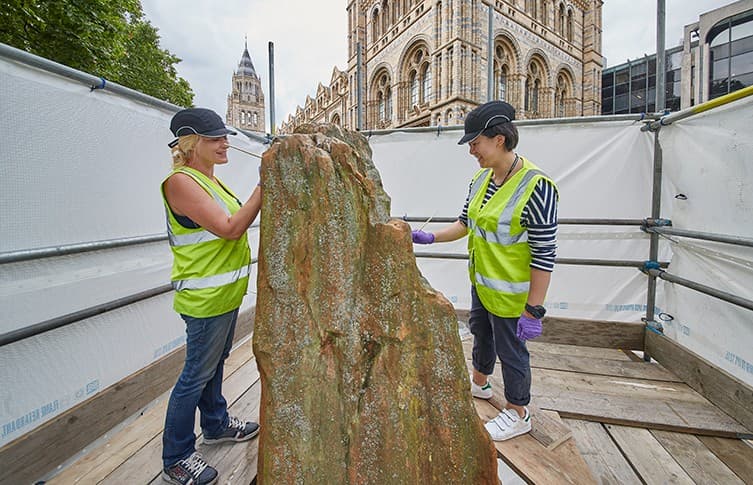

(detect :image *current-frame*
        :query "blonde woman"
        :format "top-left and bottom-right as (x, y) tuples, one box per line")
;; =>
(160, 108), (261, 485)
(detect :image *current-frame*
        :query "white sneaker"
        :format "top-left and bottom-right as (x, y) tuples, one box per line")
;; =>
(485, 408), (531, 441)
(471, 380), (493, 399)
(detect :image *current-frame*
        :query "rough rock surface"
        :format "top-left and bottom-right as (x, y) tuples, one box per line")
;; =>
(254, 123), (497, 484)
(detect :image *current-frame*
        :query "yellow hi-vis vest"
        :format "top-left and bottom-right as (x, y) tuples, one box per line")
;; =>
(467, 157), (557, 318)
(161, 167), (251, 318)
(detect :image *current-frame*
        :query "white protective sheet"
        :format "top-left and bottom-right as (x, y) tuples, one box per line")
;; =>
(658, 97), (753, 385)
(370, 119), (672, 320)
(0, 55), (264, 446)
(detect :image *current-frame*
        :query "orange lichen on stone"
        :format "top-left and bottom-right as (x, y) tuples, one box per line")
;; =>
(254, 123), (498, 484)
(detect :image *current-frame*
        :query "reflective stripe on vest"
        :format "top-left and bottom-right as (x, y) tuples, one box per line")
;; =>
(167, 224), (220, 246)
(474, 272), (531, 294)
(173, 263), (251, 291)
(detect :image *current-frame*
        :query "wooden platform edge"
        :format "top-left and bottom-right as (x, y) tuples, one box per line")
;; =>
(456, 310), (645, 350)
(645, 329), (753, 438)
(0, 306), (256, 485)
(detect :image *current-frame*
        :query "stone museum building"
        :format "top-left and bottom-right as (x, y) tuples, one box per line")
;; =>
(280, 0), (603, 133)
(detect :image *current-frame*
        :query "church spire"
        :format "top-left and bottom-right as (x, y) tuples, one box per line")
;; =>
(237, 37), (257, 77)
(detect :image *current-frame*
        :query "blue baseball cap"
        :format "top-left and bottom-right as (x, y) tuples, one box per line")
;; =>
(458, 101), (515, 144)
(168, 108), (237, 147)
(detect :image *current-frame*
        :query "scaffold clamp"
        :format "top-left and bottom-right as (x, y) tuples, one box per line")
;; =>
(642, 260), (662, 274)
(643, 318), (664, 334)
(642, 218), (672, 230)
(90, 77), (106, 92)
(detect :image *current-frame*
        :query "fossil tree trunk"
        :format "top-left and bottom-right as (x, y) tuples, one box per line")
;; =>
(254, 123), (497, 484)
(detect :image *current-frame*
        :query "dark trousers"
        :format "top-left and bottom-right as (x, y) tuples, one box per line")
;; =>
(469, 287), (531, 406)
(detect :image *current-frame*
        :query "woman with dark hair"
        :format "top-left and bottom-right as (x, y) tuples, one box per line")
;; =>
(160, 108), (261, 484)
(412, 100), (558, 441)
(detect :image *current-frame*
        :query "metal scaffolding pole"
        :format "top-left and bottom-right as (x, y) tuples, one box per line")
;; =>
(0, 43), (181, 112)
(645, 226), (753, 248)
(0, 234), (167, 264)
(268, 42), (276, 136)
(648, 269), (753, 312)
(487, 3), (494, 101)
(357, 42), (363, 130)
(400, 216), (645, 226)
(365, 113), (653, 136)
(413, 252), (668, 268)
(655, 0), (666, 111)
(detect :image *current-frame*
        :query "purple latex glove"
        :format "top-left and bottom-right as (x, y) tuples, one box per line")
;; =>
(516, 314), (542, 341)
(411, 230), (435, 244)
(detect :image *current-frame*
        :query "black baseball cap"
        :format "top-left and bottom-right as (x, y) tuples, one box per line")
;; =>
(457, 101), (515, 144)
(168, 108), (237, 147)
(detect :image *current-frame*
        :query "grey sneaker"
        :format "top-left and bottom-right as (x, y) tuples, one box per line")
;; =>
(162, 452), (217, 485)
(203, 416), (260, 444)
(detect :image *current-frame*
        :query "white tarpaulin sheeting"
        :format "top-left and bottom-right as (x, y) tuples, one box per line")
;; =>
(0, 54), (263, 447)
(1, 50), (751, 448)
(659, 97), (753, 385)
(370, 120), (672, 319)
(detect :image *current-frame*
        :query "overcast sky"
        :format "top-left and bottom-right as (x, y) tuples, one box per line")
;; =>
(141, 0), (728, 131)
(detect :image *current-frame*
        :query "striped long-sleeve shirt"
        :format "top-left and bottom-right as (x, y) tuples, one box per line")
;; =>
(459, 175), (558, 272)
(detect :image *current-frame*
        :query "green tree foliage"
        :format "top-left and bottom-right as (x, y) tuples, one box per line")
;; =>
(0, 0), (194, 106)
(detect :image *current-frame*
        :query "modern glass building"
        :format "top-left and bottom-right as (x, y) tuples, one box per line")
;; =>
(601, 1), (753, 115)
(601, 46), (683, 115)
(708, 8), (753, 99)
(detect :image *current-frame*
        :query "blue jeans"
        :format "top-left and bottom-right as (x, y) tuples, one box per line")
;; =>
(469, 287), (531, 406)
(162, 308), (238, 467)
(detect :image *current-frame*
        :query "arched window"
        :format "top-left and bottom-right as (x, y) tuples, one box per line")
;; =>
(382, 1), (390, 32)
(374, 71), (392, 125)
(422, 62), (432, 103)
(554, 72), (571, 117)
(253, 112), (258, 125)
(526, 61), (543, 116)
(494, 43), (511, 101)
(372, 8), (380, 41)
(404, 45), (431, 110)
(410, 71), (419, 106)
(241, 111), (246, 124)
(332, 113), (341, 126)
(567, 9), (573, 41)
(541, 0), (548, 25)
(494, 39), (516, 104)
(707, 10), (753, 100)
(558, 3), (565, 35)
(498, 65), (508, 101)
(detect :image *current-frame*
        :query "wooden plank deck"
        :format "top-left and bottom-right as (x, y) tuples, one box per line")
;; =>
(46, 336), (753, 484)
